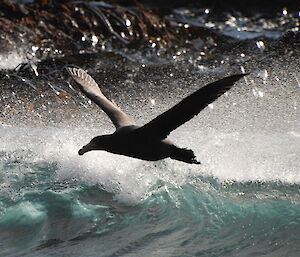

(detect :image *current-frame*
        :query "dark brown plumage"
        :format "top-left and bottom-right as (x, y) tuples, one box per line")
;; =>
(67, 67), (247, 164)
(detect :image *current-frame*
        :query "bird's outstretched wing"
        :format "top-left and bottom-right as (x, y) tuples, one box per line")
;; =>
(133, 74), (248, 140)
(67, 67), (135, 129)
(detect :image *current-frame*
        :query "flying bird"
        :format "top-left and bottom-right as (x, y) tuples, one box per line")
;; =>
(67, 67), (247, 164)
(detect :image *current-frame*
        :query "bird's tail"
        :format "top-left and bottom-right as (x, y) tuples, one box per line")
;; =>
(170, 146), (201, 164)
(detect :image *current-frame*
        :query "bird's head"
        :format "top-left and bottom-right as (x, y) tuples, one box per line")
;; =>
(78, 135), (111, 155)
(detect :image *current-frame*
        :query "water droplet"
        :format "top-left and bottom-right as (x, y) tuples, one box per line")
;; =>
(282, 8), (288, 16)
(91, 35), (98, 46)
(256, 41), (265, 51)
(125, 19), (131, 27)
(258, 69), (268, 82)
(205, 21), (215, 28)
(31, 63), (39, 76)
(32, 46), (39, 52)
(258, 91), (264, 97)
(252, 88), (264, 98)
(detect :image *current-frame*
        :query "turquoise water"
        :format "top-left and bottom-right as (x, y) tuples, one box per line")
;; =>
(1, 125), (299, 257)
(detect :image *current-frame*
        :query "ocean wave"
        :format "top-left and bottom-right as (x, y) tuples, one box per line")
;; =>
(0, 126), (299, 256)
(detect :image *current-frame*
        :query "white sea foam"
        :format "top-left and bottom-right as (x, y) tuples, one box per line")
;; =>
(0, 123), (299, 205)
(0, 51), (27, 70)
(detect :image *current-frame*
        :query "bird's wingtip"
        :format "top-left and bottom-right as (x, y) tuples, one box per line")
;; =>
(66, 66), (75, 73)
(66, 67), (72, 73)
(233, 72), (250, 79)
(66, 66), (87, 77)
(224, 72), (250, 84)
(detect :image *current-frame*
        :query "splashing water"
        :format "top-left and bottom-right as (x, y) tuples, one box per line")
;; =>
(0, 51), (27, 70)
(0, 6), (300, 256)
(0, 65), (299, 255)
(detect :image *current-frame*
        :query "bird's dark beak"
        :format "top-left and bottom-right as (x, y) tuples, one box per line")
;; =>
(78, 148), (86, 156)
(78, 143), (95, 156)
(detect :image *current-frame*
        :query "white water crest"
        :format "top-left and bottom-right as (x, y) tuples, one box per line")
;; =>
(0, 51), (27, 70)
(1, 120), (299, 206)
